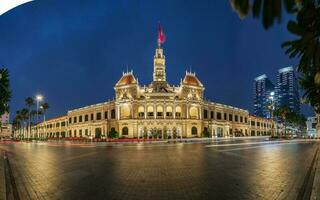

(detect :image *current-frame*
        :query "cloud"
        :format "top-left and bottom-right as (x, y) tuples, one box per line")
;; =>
(0, 0), (33, 16)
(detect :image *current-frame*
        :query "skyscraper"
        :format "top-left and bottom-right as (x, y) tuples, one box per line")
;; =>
(254, 74), (275, 118)
(275, 66), (300, 113)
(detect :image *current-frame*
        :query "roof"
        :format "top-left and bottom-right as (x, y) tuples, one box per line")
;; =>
(115, 72), (137, 87)
(182, 72), (203, 87)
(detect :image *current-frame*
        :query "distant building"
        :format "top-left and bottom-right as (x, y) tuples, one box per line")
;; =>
(275, 66), (300, 113)
(1, 112), (9, 124)
(0, 113), (11, 138)
(254, 74), (275, 118)
(306, 117), (317, 137)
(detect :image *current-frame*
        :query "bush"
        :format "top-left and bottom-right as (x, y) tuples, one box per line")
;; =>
(108, 129), (118, 139)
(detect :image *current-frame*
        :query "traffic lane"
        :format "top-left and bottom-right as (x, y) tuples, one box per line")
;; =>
(1, 141), (319, 200)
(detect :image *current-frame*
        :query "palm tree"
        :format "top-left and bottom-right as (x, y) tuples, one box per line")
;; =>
(12, 111), (23, 139)
(19, 108), (29, 139)
(25, 97), (34, 139)
(0, 68), (12, 116)
(274, 105), (292, 137)
(230, 0), (320, 136)
(40, 102), (49, 122)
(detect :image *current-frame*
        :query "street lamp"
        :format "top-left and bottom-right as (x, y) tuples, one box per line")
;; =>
(35, 94), (43, 122)
(268, 92), (276, 136)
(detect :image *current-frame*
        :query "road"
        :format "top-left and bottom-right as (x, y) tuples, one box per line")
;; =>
(0, 138), (319, 200)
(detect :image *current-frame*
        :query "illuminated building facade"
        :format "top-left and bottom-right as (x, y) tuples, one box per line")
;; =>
(29, 38), (275, 139)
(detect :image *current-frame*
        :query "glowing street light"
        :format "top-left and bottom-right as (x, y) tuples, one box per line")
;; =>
(35, 94), (43, 122)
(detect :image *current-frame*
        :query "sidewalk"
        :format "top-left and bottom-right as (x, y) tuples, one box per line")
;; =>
(311, 147), (320, 200)
(0, 151), (6, 200)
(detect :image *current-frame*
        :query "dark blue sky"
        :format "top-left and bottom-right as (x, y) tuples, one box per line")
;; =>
(0, 0), (313, 119)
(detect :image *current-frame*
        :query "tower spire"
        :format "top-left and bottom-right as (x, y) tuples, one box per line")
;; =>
(153, 24), (166, 82)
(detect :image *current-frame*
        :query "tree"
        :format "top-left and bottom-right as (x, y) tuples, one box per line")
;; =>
(18, 108), (29, 138)
(0, 68), (12, 116)
(230, 0), (320, 136)
(40, 102), (49, 122)
(108, 129), (118, 139)
(25, 97), (34, 139)
(274, 105), (292, 136)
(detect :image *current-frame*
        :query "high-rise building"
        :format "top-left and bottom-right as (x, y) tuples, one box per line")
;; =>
(254, 74), (275, 118)
(275, 66), (300, 113)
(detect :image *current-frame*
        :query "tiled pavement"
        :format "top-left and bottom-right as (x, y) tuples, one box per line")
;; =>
(0, 140), (319, 200)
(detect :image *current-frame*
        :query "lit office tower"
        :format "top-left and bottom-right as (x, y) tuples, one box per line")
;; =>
(254, 74), (275, 118)
(275, 66), (300, 113)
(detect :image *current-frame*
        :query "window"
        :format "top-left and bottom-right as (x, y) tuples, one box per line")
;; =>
(229, 114), (233, 121)
(138, 106), (145, 118)
(251, 121), (255, 126)
(122, 127), (129, 135)
(73, 117), (77, 123)
(204, 110), (208, 119)
(224, 113), (227, 120)
(166, 106), (173, 117)
(245, 117), (247, 123)
(79, 130), (82, 137)
(111, 109), (116, 119)
(104, 111), (108, 119)
(235, 115), (238, 122)
(175, 106), (182, 118)
(96, 112), (101, 120)
(147, 106), (154, 117)
(69, 118), (72, 124)
(211, 111), (214, 119)
(61, 122), (66, 127)
(191, 127), (198, 135)
(79, 116), (83, 123)
(217, 112), (222, 120)
(56, 122), (60, 127)
(85, 115), (88, 121)
(257, 122), (260, 127)
(73, 130), (77, 137)
(157, 106), (163, 117)
(91, 113), (94, 120)
(85, 129), (88, 136)
(240, 116), (243, 123)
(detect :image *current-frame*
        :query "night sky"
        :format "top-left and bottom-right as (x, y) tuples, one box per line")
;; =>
(0, 0), (314, 120)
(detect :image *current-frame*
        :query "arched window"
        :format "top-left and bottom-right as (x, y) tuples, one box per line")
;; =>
(189, 107), (198, 119)
(191, 127), (197, 135)
(120, 105), (131, 119)
(122, 127), (129, 135)
(138, 106), (144, 118)
(147, 106), (154, 117)
(157, 106), (163, 117)
(175, 106), (181, 118)
(166, 106), (173, 117)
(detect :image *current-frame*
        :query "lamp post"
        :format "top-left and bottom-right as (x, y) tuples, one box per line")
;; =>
(268, 92), (275, 136)
(35, 95), (43, 139)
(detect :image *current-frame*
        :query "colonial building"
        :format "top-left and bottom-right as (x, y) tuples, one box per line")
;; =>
(0, 113), (11, 138)
(30, 39), (275, 139)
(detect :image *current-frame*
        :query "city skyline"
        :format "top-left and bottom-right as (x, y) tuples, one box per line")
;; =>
(0, 0), (314, 120)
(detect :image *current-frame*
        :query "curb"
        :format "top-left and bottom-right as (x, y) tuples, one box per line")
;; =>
(0, 151), (6, 200)
(311, 146), (320, 200)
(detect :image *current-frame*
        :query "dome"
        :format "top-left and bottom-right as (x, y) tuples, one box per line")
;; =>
(116, 72), (137, 87)
(182, 72), (203, 87)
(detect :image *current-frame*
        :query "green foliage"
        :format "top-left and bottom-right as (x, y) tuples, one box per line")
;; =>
(230, 0), (298, 29)
(230, 1), (320, 114)
(282, 1), (320, 113)
(108, 129), (118, 139)
(0, 68), (12, 116)
(202, 129), (210, 138)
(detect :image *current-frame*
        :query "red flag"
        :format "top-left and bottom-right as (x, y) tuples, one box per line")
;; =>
(157, 24), (165, 45)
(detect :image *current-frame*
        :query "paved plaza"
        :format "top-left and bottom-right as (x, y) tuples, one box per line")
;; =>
(0, 138), (319, 200)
